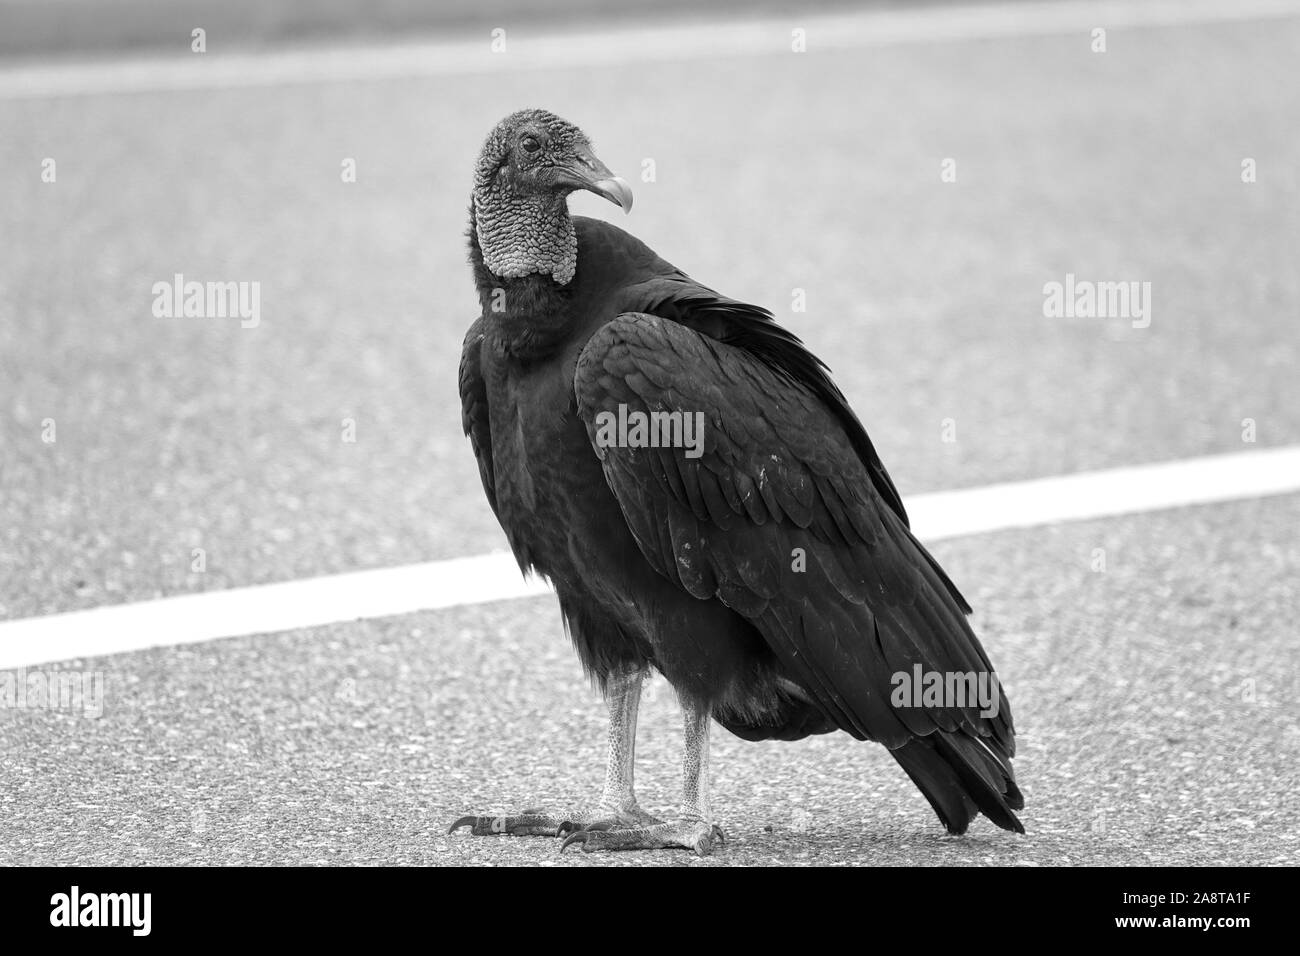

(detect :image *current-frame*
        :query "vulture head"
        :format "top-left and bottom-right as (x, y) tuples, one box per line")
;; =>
(472, 109), (632, 285)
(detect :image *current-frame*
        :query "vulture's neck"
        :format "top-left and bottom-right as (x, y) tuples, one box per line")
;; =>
(468, 193), (577, 362)
(472, 184), (577, 286)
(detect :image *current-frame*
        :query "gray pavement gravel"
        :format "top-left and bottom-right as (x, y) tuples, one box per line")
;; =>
(2, 494), (1296, 866)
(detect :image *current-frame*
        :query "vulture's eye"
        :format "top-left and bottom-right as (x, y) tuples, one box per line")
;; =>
(521, 136), (542, 154)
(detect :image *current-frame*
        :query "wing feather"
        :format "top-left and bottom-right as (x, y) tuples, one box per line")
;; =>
(458, 317), (498, 517)
(573, 312), (1015, 760)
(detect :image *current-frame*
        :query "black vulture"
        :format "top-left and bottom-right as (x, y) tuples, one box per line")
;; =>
(450, 109), (1024, 855)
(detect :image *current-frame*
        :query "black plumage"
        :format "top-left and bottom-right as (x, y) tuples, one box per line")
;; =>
(454, 109), (1023, 851)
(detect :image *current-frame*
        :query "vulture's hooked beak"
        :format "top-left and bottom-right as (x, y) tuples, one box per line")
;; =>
(562, 149), (634, 214)
(589, 176), (634, 214)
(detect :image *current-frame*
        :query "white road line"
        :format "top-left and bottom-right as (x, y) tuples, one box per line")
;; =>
(0, 554), (553, 671)
(905, 445), (1300, 540)
(0, 0), (1297, 100)
(1, 445), (1297, 669)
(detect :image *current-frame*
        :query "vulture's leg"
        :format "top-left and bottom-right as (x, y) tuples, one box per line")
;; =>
(560, 696), (725, 856)
(447, 664), (661, 838)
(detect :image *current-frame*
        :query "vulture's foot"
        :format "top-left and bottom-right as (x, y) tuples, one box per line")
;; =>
(560, 806), (664, 835)
(559, 820), (726, 857)
(447, 806), (661, 839)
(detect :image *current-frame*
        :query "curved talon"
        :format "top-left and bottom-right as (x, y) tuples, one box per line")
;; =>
(555, 820), (580, 837)
(447, 815), (480, 834)
(559, 831), (588, 854)
(712, 824), (726, 846)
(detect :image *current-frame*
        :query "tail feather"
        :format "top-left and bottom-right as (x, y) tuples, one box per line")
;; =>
(892, 731), (1025, 835)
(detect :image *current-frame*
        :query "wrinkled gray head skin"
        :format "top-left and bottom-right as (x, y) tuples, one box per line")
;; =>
(472, 109), (632, 286)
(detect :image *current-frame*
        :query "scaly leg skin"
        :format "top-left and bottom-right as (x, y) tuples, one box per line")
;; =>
(562, 697), (726, 857)
(448, 666), (661, 839)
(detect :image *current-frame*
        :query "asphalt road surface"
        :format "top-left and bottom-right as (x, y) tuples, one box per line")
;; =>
(1, 7), (1297, 865)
